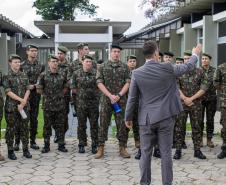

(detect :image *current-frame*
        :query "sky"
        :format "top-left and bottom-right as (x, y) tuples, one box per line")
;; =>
(0, 0), (150, 36)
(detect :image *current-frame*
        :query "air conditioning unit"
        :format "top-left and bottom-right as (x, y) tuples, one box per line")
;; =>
(16, 33), (23, 44)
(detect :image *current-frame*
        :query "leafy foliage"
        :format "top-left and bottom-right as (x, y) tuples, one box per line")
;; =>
(33, 0), (98, 20)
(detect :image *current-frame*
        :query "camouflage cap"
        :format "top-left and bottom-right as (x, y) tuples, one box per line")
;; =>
(184, 50), (192, 56)
(159, 52), (163, 57)
(9, 54), (21, 61)
(176, 57), (184, 61)
(164, 51), (174, 57)
(127, 55), (137, 61)
(26, 44), (38, 50)
(202, 53), (212, 60)
(77, 43), (88, 50)
(111, 44), (122, 50)
(58, 46), (69, 54)
(48, 54), (59, 60)
(82, 55), (93, 61)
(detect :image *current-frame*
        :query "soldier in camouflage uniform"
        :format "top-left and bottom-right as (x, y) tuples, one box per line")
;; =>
(95, 44), (131, 159)
(0, 70), (5, 161)
(214, 61), (226, 159)
(127, 55), (141, 160)
(201, 53), (216, 148)
(68, 43), (93, 146)
(71, 55), (99, 154)
(173, 51), (208, 160)
(36, 55), (68, 153)
(14, 45), (45, 151)
(57, 46), (70, 141)
(3, 54), (32, 160)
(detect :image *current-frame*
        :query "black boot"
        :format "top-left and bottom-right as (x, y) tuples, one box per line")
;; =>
(78, 145), (85, 153)
(182, 141), (187, 149)
(91, 145), (97, 154)
(173, 149), (182, 160)
(8, 150), (17, 160)
(194, 150), (206, 159)
(135, 148), (141, 160)
(58, 144), (68, 152)
(54, 136), (58, 143)
(30, 141), (40, 150)
(41, 143), (50, 153)
(14, 143), (20, 151)
(153, 148), (161, 158)
(217, 149), (226, 159)
(23, 149), (32, 158)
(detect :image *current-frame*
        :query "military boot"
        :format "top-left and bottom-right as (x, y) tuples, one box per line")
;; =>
(23, 149), (32, 158)
(41, 142), (50, 153)
(91, 144), (97, 154)
(217, 149), (226, 159)
(207, 138), (214, 148)
(182, 141), (187, 149)
(14, 143), (20, 151)
(58, 144), (68, 153)
(0, 152), (5, 161)
(95, 146), (104, 159)
(119, 146), (131, 158)
(135, 148), (141, 160)
(153, 148), (161, 158)
(30, 140), (40, 150)
(194, 150), (206, 159)
(8, 150), (17, 160)
(78, 145), (85, 153)
(173, 149), (182, 160)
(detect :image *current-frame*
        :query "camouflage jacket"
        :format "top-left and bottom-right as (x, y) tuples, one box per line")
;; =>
(58, 60), (69, 80)
(71, 68), (99, 106)
(68, 58), (97, 80)
(21, 59), (45, 85)
(36, 69), (68, 111)
(179, 68), (208, 104)
(202, 66), (216, 101)
(96, 60), (131, 100)
(214, 63), (226, 107)
(0, 71), (4, 109)
(3, 69), (32, 112)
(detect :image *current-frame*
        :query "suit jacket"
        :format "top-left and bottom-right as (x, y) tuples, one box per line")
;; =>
(125, 55), (198, 125)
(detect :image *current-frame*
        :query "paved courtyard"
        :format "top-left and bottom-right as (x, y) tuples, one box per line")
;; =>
(0, 136), (226, 185)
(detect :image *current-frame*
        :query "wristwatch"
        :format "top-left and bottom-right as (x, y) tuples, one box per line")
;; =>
(117, 93), (122, 98)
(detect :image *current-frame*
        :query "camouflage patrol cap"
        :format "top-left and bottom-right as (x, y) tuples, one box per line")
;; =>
(58, 46), (68, 54)
(176, 57), (184, 61)
(9, 54), (21, 61)
(202, 53), (212, 60)
(127, 55), (137, 61)
(77, 43), (88, 50)
(82, 55), (93, 61)
(164, 51), (174, 57)
(184, 50), (192, 56)
(26, 44), (38, 50)
(48, 54), (59, 61)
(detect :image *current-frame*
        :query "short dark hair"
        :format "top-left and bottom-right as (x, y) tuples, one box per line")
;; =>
(142, 40), (158, 58)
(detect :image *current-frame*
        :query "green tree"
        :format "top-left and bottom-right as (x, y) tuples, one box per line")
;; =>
(33, 0), (98, 20)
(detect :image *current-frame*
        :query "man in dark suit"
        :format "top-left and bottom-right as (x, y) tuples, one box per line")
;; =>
(125, 40), (202, 185)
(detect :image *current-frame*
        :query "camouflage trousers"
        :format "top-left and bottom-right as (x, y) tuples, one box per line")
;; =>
(173, 113), (186, 146)
(63, 95), (70, 134)
(174, 103), (202, 150)
(15, 91), (41, 144)
(98, 99), (129, 147)
(201, 99), (217, 139)
(43, 110), (65, 145)
(77, 104), (99, 146)
(220, 107), (226, 149)
(5, 110), (30, 151)
(0, 104), (3, 142)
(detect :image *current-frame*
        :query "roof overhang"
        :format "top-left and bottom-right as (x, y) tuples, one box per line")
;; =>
(34, 20), (131, 38)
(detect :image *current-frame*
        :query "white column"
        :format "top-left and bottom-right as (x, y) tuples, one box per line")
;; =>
(184, 24), (197, 51)
(203, 15), (218, 67)
(108, 26), (113, 59)
(54, 24), (59, 55)
(169, 30), (181, 57)
(0, 33), (8, 72)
